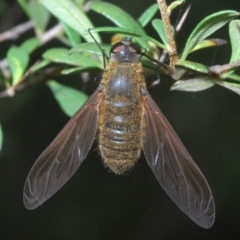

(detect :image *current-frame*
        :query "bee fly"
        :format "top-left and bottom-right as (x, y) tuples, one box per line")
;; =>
(23, 37), (215, 228)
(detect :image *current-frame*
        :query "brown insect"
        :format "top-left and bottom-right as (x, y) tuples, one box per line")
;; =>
(23, 37), (215, 228)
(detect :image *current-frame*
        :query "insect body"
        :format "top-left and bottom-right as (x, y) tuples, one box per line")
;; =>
(98, 62), (144, 174)
(23, 38), (215, 228)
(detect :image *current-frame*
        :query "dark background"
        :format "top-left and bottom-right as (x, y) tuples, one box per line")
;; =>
(1, 0), (240, 239)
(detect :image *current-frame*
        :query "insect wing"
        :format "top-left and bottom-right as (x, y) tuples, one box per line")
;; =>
(23, 89), (102, 209)
(141, 93), (215, 228)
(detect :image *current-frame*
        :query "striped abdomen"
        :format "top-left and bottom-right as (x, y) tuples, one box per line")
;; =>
(98, 62), (145, 174)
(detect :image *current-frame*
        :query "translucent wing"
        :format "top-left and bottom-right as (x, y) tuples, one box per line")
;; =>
(141, 92), (215, 228)
(24, 89), (102, 209)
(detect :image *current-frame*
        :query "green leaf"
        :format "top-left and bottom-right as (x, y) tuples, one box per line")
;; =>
(141, 57), (169, 75)
(226, 73), (240, 82)
(40, 0), (99, 42)
(69, 42), (111, 56)
(61, 21), (81, 46)
(168, 0), (184, 12)
(55, 35), (73, 47)
(47, 80), (88, 117)
(88, 27), (166, 50)
(17, 0), (30, 16)
(173, 60), (211, 81)
(61, 66), (97, 75)
(215, 80), (240, 95)
(190, 38), (227, 53)
(90, 1), (145, 33)
(74, 0), (85, 6)
(89, 1), (149, 49)
(28, 1), (50, 35)
(229, 20), (240, 63)
(31, 60), (50, 73)
(43, 48), (101, 67)
(138, 3), (159, 27)
(181, 10), (239, 60)
(0, 123), (3, 152)
(222, 20), (240, 79)
(61, 67), (86, 75)
(176, 60), (211, 74)
(7, 46), (29, 85)
(20, 37), (40, 54)
(171, 78), (215, 92)
(152, 19), (167, 45)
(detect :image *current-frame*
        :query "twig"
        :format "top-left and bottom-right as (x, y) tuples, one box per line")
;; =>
(0, 59), (8, 78)
(39, 24), (63, 45)
(160, 4), (191, 64)
(210, 60), (240, 75)
(0, 21), (34, 42)
(157, 0), (179, 66)
(0, 66), (66, 98)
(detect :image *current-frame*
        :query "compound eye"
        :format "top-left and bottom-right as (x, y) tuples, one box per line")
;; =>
(128, 43), (141, 54)
(110, 42), (125, 54)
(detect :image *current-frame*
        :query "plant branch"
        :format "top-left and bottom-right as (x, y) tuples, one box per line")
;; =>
(0, 65), (66, 98)
(39, 24), (63, 45)
(0, 21), (34, 42)
(157, 0), (179, 66)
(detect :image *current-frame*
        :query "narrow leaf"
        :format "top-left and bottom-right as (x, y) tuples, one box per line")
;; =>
(190, 38), (227, 53)
(88, 27), (166, 50)
(226, 73), (240, 82)
(152, 19), (168, 45)
(168, 0), (184, 12)
(40, 0), (99, 42)
(17, 0), (30, 17)
(61, 21), (81, 46)
(28, 1), (50, 35)
(89, 1), (149, 49)
(176, 60), (211, 74)
(90, 1), (145, 34)
(215, 80), (240, 95)
(181, 10), (239, 60)
(74, 0), (85, 6)
(69, 42), (111, 56)
(138, 3), (159, 27)
(7, 46), (29, 85)
(47, 80), (88, 117)
(229, 20), (240, 63)
(43, 48), (101, 67)
(20, 37), (40, 54)
(222, 20), (240, 79)
(141, 57), (169, 75)
(171, 78), (215, 92)
(61, 66), (96, 75)
(31, 60), (50, 73)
